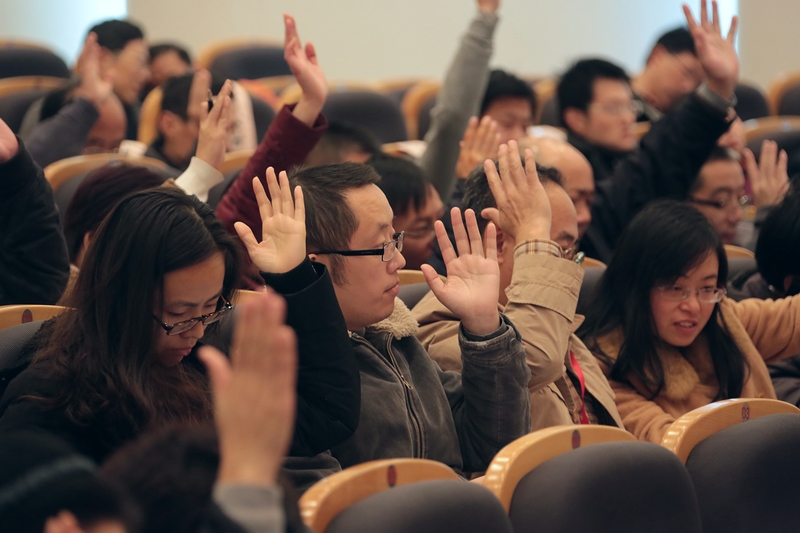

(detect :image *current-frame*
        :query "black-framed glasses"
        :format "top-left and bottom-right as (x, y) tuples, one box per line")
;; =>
(153, 296), (233, 336)
(689, 194), (749, 210)
(315, 232), (404, 263)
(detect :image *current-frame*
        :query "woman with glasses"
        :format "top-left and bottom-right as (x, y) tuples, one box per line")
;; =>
(578, 200), (800, 443)
(0, 182), (358, 463)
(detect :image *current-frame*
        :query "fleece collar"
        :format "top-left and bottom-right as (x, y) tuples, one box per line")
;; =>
(365, 298), (419, 339)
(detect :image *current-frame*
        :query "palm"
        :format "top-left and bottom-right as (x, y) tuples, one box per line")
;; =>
(684, 1), (739, 94)
(284, 15), (327, 105)
(436, 255), (499, 317)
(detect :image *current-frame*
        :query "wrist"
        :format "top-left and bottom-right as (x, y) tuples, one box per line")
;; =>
(217, 454), (280, 485)
(511, 221), (551, 243)
(701, 79), (737, 104)
(293, 96), (324, 127)
(461, 312), (501, 337)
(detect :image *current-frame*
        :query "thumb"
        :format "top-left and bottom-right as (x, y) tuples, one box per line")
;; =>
(743, 148), (758, 181)
(198, 345), (232, 395)
(481, 207), (501, 227)
(234, 221), (261, 252)
(421, 264), (445, 295)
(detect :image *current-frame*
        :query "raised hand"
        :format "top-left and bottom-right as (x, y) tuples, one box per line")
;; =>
(0, 117), (19, 163)
(234, 169), (306, 274)
(481, 141), (552, 243)
(421, 208), (501, 336)
(186, 68), (212, 123)
(456, 115), (501, 179)
(683, 0), (739, 100)
(195, 78), (233, 171)
(199, 290), (297, 485)
(477, 0), (500, 14)
(745, 140), (790, 207)
(73, 32), (114, 107)
(284, 13), (327, 126)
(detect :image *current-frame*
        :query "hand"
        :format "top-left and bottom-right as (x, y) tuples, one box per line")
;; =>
(199, 290), (297, 485)
(456, 116), (501, 179)
(683, 0), (739, 100)
(745, 140), (789, 207)
(717, 116), (745, 153)
(421, 208), (501, 336)
(195, 79), (233, 171)
(234, 169), (307, 274)
(187, 68), (212, 122)
(480, 141), (551, 243)
(284, 13), (327, 126)
(44, 511), (88, 533)
(477, 0), (500, 14)
(73, 32), (114, 107)
(0, 118), (19, 163)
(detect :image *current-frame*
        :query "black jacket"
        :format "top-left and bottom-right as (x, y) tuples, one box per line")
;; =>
(582, 94), (732, 263)
(0, 141), (70, 305)
(567, 132), (629, 184)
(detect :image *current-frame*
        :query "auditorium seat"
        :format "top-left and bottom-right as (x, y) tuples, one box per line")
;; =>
(196, 40), (291, 80)
(0, 47), (70, 79)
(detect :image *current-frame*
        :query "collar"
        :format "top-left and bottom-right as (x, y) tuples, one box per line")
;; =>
(364, 298), (420, 339)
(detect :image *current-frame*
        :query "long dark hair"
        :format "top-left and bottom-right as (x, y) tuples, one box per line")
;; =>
(33, 187), (241, 438)
(577, 200), (748, 400)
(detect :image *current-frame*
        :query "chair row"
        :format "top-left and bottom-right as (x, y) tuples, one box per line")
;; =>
(300, 398), (800, 533)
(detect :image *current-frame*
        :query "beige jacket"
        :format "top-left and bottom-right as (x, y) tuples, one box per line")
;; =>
(413, 252), (623, 431)
(593, 296), (800, 444)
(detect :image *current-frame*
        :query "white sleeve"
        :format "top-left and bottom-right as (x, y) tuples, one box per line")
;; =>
(212, 483), (285, 533)
(173, 157), (224, 203)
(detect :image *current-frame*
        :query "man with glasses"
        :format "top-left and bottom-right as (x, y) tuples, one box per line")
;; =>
(688, 147), (748, 244)
(234, 162), (531, 489)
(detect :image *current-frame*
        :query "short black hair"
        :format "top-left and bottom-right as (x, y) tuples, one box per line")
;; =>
(756, 190), (800, 290)
(304, 121), (382, 167)
(367, 154), (428, 217)
(160, 72), (226, 120)
(88, 20), (145, 53)
(149, 43), (192, 65)
(557, 58), (630, 120)
(691, 147), (739, 193)
(653, 27), (696, 57)
(480, 69), (537, 117)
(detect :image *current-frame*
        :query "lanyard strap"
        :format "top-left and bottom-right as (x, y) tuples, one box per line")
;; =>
(569, 350), (590, 425)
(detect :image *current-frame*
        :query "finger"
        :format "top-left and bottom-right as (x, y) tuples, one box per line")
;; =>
(464, 209), (484, 257)
(743, 148), (758, 183)
(506, 140), (527, 193)
(211, 79), (233, 122)
(462, 116), (478, 148)
(711, 0), (720, 32)
(254, 175), (274, 225)
(480, 207), (501, 228)
(284, 13), (299, 49)
(279, 170), (294, 215)
(683, 4), (699, 33)
(265, 167), (283, 215)
(305, 42), (319, 66)
(777, 149), (789, 183)
(451, 206), (471, 256)
(293, 185), (305, 224)
(217, 94), (232, 130)
(235, 221), (262, 254)
(198, 345), (233, 395)
(420, 264), (446, 294)
(479, 119), (499, 158)
(484, 158), (508, 208)
(761, 140), (776, 180)
(700, 0), (709, 28)
(199, 101), (209, 123)
(523, 148), (542, 189)
(434, 219), (458, 265)
(726, 15), (739, 42)
(484, 222), (498, 262)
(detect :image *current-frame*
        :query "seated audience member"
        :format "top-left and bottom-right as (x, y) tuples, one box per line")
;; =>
(0, 431), (133, 533)
(0, 186), (358, 463)
(0, 118), (70, 305)
(578, 200), (800, 444)
(367, 154), (444, 270)
(21, 34), (127, 168)
(558, 58), (637, 183)
(234, 164), (530, 486)
(303, 121), (382, 167)
(414, 142), (623, 430)
(631, 27), (703, 122)
(145, 72), (227, 171)
(480, 69), (536, 144)
(143, 43), (193, 98)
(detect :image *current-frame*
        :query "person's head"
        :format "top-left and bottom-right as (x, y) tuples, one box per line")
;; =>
(520, 136), (595, 237)
(578, 200), (746, 400)
(147, 43), (192, 92)
(63, 164), (167, 266)
(462, 160), (577, 305)
(689, 147), (746, 244)
(303, 121), (382, 167)
(40, 87), (127, 154)
(37, 188), (242, 433)
(367, 154), (444, 270)
(756, 190), (800, 296)
(89, 19), (149, 105)
(637, 27), (703, 113)
(558, 58), (637, 153)
(291, 163), (404, 330)
(480, 70), (536, 143)
(0, 431), (132, 533)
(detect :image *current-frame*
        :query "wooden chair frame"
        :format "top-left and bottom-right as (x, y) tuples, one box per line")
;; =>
(0, 75), (68, 99)
(44, 154), (168, 193)
(279, 80), (375, 107)
(299, 458), (459, 532)
(137, 86), (163, 145)
(400, 80), (441, 140)
(220, 149), (255, 175)
(580, 257), (606, 269)
(532, 78), (557, 125)
(767, 71), (800, 116)
(0, 305), (68, 330)
(661, 398), (800, 463)
(723, 244), (755, 260)
(483, 425), (636, 512)
(743, 116), (800, 145)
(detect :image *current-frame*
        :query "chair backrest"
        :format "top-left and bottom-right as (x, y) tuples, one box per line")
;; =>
(505, 440), (703, 533)
(743, 116), (800, 157)
(0, 48), (70, 79)
(0, 305), (67, 331)
(299, 458), (460, 533)
(0, 88), (50, 133)
(661, 398), (800, 463)
(196, 40), (290, 80)
(137, 86), (163, 145)
(538, 95), (562, 127)
(577, 266), (605, 317)
(580, 256), (606, 269)
(683, 412), (800, 533)
(724, 244), (755, 259)
(249, 92), (276, 141)
(322, 91), (407, 144)
(0, 320), (45, 397)
(0, 75), (68, 99)
(232, 289), (263, 305)
(219, 149), (254, 176)
(400, 80), (440, 140)
(279, 81), (375, 107)
(398, 283), (431, 310)
(734, 82), (770, 121)
(533, 78), (558, 124)
(767, 71), (800, 115)
(726, 256), (757, 283)
(399, 269), (426, 286)
(483, 425), (636, 512)
(44, 154), (169, 193)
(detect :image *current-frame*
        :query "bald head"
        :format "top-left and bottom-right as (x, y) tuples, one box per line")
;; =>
(519, 136), (595, 237)
(85, 94), (126, 154)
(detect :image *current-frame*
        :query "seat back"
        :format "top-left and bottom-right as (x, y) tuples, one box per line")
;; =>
(196, 40), (290, 80)
(743, 116), (800, 157)
(577, 266), (605, 317)
(734, 83), (770, 121)
(767, 71), (800, 115)
(661, 398), (800, 463)
(0, 305), (67, 331)
(0, 320), (45, 397)
(299, 458), (459, 532)
(398, 283), (431, 310)
(538, 95), (562, 127)
(724, 244), (755, 259)
(400, 80), (440, 140)
(508, 441), (703, 533)
(44, 154), (170, 193)
(322, 91), (407, 144)
(685, 413), (800, 533)
(777, 84), (800, 116)
(0, 48), (70, 79)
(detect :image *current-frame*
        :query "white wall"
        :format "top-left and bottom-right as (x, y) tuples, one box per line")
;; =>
(738, 0), (800, 89)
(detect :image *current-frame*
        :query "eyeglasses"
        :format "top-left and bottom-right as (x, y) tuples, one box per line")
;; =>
(657, 285), (726, 303)
(403, 226), (435, 240)
(315, 232), (404, 263)
(590, 101), (638, 116)
(689, 194), (749, 210)
(153, 296), (233, 336)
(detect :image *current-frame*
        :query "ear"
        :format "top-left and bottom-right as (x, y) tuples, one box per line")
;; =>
(563, 107), (588, 135)
(494, 228), (507, 265)
(158, 111), (179, 137)
(308, 253), (318, 262)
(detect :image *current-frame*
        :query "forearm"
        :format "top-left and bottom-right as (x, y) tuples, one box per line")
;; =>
(25, 98), (98, 168)
(420, 11), (498, 201)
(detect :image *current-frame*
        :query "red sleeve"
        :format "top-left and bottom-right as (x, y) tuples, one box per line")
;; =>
(215, 104), (327, 239)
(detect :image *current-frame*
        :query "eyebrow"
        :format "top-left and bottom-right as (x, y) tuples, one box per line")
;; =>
(555, 231), (578, 245)
(702, 274), (718, 281)
(169, 291), (222, 308)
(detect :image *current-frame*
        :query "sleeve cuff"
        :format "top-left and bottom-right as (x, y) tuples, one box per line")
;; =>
(212, 483), (285, 533)
(261, 257), (319, 294)
(513, 239), (563, 260)
(695, 83), (737, 116)
(174, 157), (224, 202)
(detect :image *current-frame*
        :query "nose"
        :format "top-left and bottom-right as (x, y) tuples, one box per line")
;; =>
(576, 202), (592, 234)
(679, 292), (701, 314)
(181, 320), (206, 339)
(729, 204), (744, 225)
(390, 250), (407, 272)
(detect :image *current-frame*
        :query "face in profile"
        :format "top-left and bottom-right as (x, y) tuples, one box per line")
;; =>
(645, 48), (703, 113)
(690, 159), (746, 244)
(392, 185), (444, 270)
(107, 39), (151, 105)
